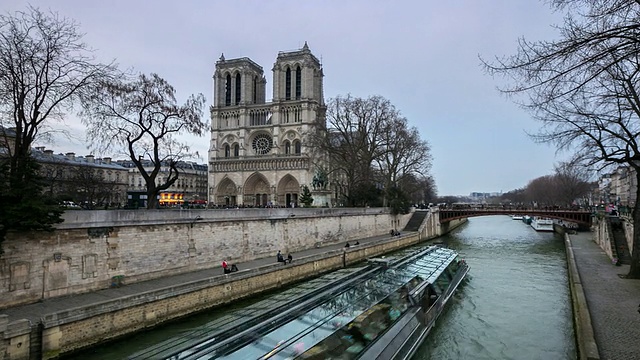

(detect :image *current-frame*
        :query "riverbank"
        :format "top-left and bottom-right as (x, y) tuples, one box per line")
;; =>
(0, 231), (428, 359)
(565, 231), (640, 360)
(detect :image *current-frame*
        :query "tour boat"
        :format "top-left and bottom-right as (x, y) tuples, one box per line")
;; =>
(135, 246), (469, 360)
(531, 217), (554, 232)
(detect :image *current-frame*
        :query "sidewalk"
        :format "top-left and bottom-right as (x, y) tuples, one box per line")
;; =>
(0, 232), (398, 325)
(569, 231), (640, 360)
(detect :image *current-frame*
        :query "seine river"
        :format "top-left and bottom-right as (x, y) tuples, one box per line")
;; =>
(414, 215), (576, 360)
(67, 215), (576, 359)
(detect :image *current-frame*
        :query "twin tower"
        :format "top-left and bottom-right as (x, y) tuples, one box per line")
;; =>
(208, 43), (330, 208)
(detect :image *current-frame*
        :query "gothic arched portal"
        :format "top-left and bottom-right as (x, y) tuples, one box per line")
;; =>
(277, 174), (300, 207)
(216, 177), (238, 206)
(244, 172), (271, 206)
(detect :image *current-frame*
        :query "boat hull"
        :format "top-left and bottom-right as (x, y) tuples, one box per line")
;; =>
(358, 261), (470, 360)
(531, 217), (554, 231)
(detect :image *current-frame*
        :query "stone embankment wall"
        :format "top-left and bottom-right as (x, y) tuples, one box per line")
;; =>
(0, 231), (436, 359)
(0, 208), (410, 309)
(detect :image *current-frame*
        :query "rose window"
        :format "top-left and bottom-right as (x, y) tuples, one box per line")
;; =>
(252, 134), (272, 155)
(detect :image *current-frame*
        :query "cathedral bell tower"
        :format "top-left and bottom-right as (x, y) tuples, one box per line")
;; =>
(212, 54), (267, 108)
(272, 42), (324, 105)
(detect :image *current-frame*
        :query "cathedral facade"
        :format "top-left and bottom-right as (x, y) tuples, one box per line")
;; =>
(208, 43), (329, 207)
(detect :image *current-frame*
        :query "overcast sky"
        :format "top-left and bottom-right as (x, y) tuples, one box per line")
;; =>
(2, 0), (568, 196)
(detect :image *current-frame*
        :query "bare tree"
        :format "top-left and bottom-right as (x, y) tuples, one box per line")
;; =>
(81, 73), (206, 209)
(375, 116), (432, 206)
(553, 160), (595, 208)
(65, 165), (121, 209)
(0, 6), (113, 245)
(526, 175), (559, 208)
(484, 0), (640, 277)
(311, 95), (391, 206)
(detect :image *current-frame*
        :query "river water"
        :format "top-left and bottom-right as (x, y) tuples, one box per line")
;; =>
(414, 215), (576, 360)
(66, 215), (575, 359)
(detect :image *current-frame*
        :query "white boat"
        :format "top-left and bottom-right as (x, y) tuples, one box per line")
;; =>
(511, 215), (523, 220)
(531, 217), (554, 231)
(142, 247), (469, 360)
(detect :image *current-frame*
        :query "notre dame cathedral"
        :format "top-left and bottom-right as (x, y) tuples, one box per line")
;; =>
(208, 43), (331, 207)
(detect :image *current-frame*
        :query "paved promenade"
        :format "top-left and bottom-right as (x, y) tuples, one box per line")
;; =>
(0, 233), (395, 324)
(569, 231), (640, 360)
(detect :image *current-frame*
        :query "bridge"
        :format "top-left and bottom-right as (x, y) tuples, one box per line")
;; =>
(438, 208), (592, 229)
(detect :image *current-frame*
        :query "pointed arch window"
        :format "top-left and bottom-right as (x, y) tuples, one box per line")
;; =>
(295, 66), (302, 100)
(225, 74), (232, 106)
(233, 144), (240, 157)
(235, 73), (241, 105)
(285, 67), (292, 100)
(224, 144), (230, 158)
(294, 140), (301, 155)
(253, 76), (258, 103)
(284, 141), (291, 154)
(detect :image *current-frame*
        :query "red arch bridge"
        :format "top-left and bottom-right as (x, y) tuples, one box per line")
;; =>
(438, 209), (592, 229)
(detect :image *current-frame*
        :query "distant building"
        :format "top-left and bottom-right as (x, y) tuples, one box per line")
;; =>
(117, 159), (208, 207)
(31, 147), (129, 207)
(599, 166), (637, 207)
(208, 43), (329, 207)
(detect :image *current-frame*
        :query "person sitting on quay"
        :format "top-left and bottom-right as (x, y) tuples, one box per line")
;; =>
(277, 250), (284, 263)
(222, 259), (239, 274)
(287, 253), (293, 264)
(345, 242), (350, 248)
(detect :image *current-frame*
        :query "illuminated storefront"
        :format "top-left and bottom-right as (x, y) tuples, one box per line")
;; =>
(159, 192), (184, 206)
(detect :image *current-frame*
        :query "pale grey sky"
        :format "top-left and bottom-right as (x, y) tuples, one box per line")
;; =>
(3, 0), (567, 196)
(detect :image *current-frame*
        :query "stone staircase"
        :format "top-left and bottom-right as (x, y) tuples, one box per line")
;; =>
(403, 211), (429, 232)
(608, 216), (631, 265)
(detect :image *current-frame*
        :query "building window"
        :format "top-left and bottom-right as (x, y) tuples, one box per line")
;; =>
(284, 141), (291, 154)
(285, 67), (291, 100)
(294, 140), (301, 154)
(295, 65), (301, 100)
(233, 144), (239, 157)
(235, 73), (241, 105)
(225, 74), (232, 106)
(253, 76), (258, 103)
(224, 144), (230, 157)
(252, 133), (273, 155)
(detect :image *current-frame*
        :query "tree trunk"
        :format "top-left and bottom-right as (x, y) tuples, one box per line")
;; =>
(146, 187), (159, 209)
(627, 171), (640, 278)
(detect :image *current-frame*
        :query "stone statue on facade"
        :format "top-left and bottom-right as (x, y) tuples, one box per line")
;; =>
(312, 167), (328, 190)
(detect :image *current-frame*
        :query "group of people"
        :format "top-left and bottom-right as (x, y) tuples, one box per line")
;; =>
(221, 260), (238, 274)
(344, 241), (359, 248)
(277, 250), (293, 264)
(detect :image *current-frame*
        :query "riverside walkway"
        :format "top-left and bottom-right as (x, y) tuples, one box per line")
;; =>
(568, 231), (640, 360)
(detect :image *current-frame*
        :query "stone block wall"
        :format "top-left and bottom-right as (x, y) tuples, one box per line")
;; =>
(0, 208), (410, 309)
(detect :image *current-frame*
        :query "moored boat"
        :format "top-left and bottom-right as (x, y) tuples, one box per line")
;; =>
(139, 246), (469, 360)
(531, 217), (554, 231)
(511, 215), (523, 220)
